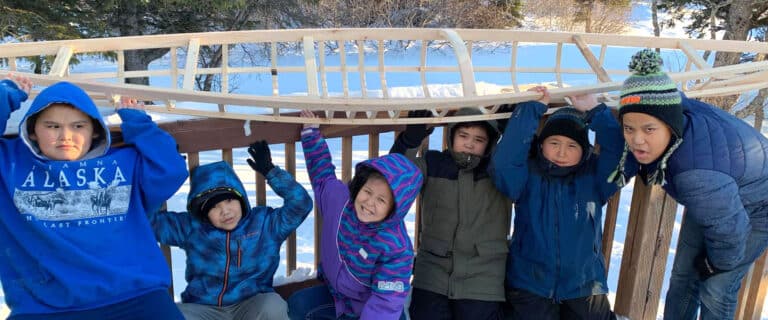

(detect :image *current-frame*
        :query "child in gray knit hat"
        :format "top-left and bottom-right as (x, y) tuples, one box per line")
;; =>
(490, 86), (625, 320)
(611, 49), (768, 319)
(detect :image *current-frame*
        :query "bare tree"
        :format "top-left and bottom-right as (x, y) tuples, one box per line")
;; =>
(523, 0), (631, 33)
(314, 0), (523, 29)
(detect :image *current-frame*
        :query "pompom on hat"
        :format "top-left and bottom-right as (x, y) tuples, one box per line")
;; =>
(609, 49), (685, 187)
(618, 49), (684, 138)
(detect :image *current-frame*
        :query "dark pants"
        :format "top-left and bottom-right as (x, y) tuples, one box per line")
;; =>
(504, 288), (615, 320)
(9, 289), (183, 320)
(409, 288), (503, 320)
(287, 285), (407, 320)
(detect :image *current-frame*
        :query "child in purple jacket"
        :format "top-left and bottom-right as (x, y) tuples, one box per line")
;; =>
(287, 110), (423, 320)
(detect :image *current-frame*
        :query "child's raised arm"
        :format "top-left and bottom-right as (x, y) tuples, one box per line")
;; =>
(568, 93), (628, 201)
(299, 110), (338, 192)
(117, 96), (188, 213)
(1, 74), (32, 133)
(248, 140), (313, 241)
(489, 86), (549, 200)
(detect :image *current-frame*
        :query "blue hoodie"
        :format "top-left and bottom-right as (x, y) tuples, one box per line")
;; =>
(0, 81), (188, 316)
(149, 161), (312, 306)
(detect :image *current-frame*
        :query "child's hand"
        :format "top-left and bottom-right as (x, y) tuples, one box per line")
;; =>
(565, 93), (599, 112)
(116, 97), (145, 110)
(247, 140), (276, 176)
(6, 73), (33, 96)
(300, 109), (319, 129)
(527, 86), (550, 105)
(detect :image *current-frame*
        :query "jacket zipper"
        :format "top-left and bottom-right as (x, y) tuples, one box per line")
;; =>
(217, 232), (232, 307)
(237, 239), (242, 268)
(552, 183), (561, 302)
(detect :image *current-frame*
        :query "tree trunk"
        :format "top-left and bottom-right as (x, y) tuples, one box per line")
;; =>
(714, 0), (752, 68)
(708, 0), (754, 111)
(114, 1), (168, 85)
(124, 49), (169, 86)
(651, 0), (660, 37)
(584, 1), (593, 33)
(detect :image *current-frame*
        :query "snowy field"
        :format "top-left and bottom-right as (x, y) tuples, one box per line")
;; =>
(1, 1), (766, 319)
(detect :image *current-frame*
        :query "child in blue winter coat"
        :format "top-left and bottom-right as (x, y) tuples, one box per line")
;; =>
(0, 75), (189, 319)
(490, 86), (624, 320)
(287, 110), (423, 320)
(149, 141), (313, 320)
(608, 49), (768, 320)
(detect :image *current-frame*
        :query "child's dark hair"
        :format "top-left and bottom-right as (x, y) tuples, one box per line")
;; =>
(348, 166), (394, 215)
(26, 104), (105, 143)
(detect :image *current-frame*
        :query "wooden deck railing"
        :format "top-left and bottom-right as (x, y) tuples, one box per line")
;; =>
(158, 115), (768, 320)
(2, 29), (768, 125)
(3, 28), (768, 319)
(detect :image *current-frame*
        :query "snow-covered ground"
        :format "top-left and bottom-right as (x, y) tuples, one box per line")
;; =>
(1, 1), (766, 319)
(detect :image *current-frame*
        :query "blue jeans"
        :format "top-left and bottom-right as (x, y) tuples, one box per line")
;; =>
(663, 215), (768, 320)
(287, 285), (337, 320)
(8, 289), (183, 320)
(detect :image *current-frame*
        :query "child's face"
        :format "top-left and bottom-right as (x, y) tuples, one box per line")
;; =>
(354, 176), (394, 223)
(452, 126), (489, 156)
(621, 112), (673, 164)
(541, 135), (583, 167)
(207, 199), (243, 231)
(29, 104), (98, 161)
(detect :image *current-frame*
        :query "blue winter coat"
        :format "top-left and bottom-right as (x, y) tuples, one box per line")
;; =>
(149, 161), (312, 306)
(651, 96), (768, 271)
(490, 102), (624, 301)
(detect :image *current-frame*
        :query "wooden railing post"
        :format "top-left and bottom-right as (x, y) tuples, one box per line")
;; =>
(615, 179), (678, 319)
(285, 142), (297, 276)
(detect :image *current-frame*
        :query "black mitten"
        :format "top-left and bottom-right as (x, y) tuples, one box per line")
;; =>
(401, 110), (434, 147)
(694, 253), (724, 281)
(247, 140), (275, 176)
(496, 103), (517, 114)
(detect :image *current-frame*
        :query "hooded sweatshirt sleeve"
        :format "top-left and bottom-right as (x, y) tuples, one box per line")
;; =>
(489, 100), (547, 200)
(0, 79), (28, 134)
(361, 248), (414, 320)
(672, 170), (750, 270)
(301, 127), (348, 213)
(262, 167), (313, 241)
(118, 108), (189, 213)
(585, 104), (623, 202)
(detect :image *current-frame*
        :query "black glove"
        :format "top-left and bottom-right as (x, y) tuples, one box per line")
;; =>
(496, 103), (517, 114)
(401, 110), (434, 147)
(247, 140), (275, 176)
(694, 253), (724, 281)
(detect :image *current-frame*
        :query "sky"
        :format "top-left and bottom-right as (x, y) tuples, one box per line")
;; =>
(1, 1), (767, 319)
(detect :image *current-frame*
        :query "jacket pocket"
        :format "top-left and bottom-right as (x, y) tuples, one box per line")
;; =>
(420, 234), (452, 258)
(469, 239), (508, 278)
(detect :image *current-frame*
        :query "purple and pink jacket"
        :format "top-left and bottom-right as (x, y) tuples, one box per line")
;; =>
(301, 127), (422, 320)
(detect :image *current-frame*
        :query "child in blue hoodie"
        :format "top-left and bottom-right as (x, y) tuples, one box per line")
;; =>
(0, 75), (189, 319)
(149, 142), (313, 320)
(490, 86), (624, 320)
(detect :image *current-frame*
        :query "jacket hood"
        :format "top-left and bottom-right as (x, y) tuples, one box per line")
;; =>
(354, 153), (423, 228)
(188, 161), (251, 223)
(20, 82), (110, 160)
(447, 107), (500, 158)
